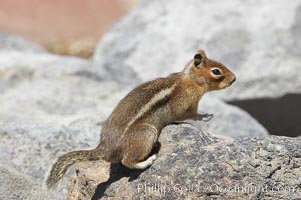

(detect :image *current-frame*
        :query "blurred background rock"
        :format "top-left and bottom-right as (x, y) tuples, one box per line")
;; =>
(0, 0), (138, 58)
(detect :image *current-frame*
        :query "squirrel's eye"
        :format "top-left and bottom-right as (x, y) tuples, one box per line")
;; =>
(212, 69), (222, 76)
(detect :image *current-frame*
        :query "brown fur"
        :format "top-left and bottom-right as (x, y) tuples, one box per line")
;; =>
(46, 49), (236, 189)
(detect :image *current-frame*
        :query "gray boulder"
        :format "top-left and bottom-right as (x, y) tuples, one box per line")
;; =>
(0, 119), (101, 199)
(67, 124), (301, 199)
(0, 165), (50, 200)
(0, 33), (45, 53)
(94, 0), (301, 100)
(0, 50), (126, 123)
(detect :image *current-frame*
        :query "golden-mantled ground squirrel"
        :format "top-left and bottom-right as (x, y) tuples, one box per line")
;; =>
(46, 49), (236, 188)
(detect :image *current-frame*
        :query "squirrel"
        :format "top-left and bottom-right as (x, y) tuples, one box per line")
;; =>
(46, 49), (236, 189)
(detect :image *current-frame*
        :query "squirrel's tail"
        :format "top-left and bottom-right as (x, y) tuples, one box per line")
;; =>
(45, 149), (102, 189)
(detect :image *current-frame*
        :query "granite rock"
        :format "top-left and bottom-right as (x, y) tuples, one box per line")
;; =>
(0, 33), (45, 53)
(0, 165), (50, 200)
(68, 124), (301, 199)
(0, 50), (126, 123)
(94, 0), (301, 100)
(0, 119), (101, 199)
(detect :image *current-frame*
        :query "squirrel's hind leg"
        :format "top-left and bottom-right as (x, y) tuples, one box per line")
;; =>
(121, 124), (158, 169)
(127, 154), (158, 169)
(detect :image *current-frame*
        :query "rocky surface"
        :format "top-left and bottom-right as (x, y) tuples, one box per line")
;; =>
(68, 124), (301, 199)
(0, 165), (50, 200)
(0, 33), (45, 53)
(0, 49), (126, 123)
(94, 0), (301, 100)
(0, 120), (101, 199)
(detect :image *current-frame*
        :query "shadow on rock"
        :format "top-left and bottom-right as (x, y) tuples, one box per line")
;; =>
(91, 143), (161, 200)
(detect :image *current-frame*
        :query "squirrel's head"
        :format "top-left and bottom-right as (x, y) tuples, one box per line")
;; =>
(183, 49), (236, 91)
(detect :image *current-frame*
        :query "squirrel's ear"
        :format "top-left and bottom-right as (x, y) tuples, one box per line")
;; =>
(194, 53), (202, 67)
(194, 49), (207, 67)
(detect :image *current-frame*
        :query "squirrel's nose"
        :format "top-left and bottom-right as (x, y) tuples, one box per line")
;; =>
(230, 76), (236, 85)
